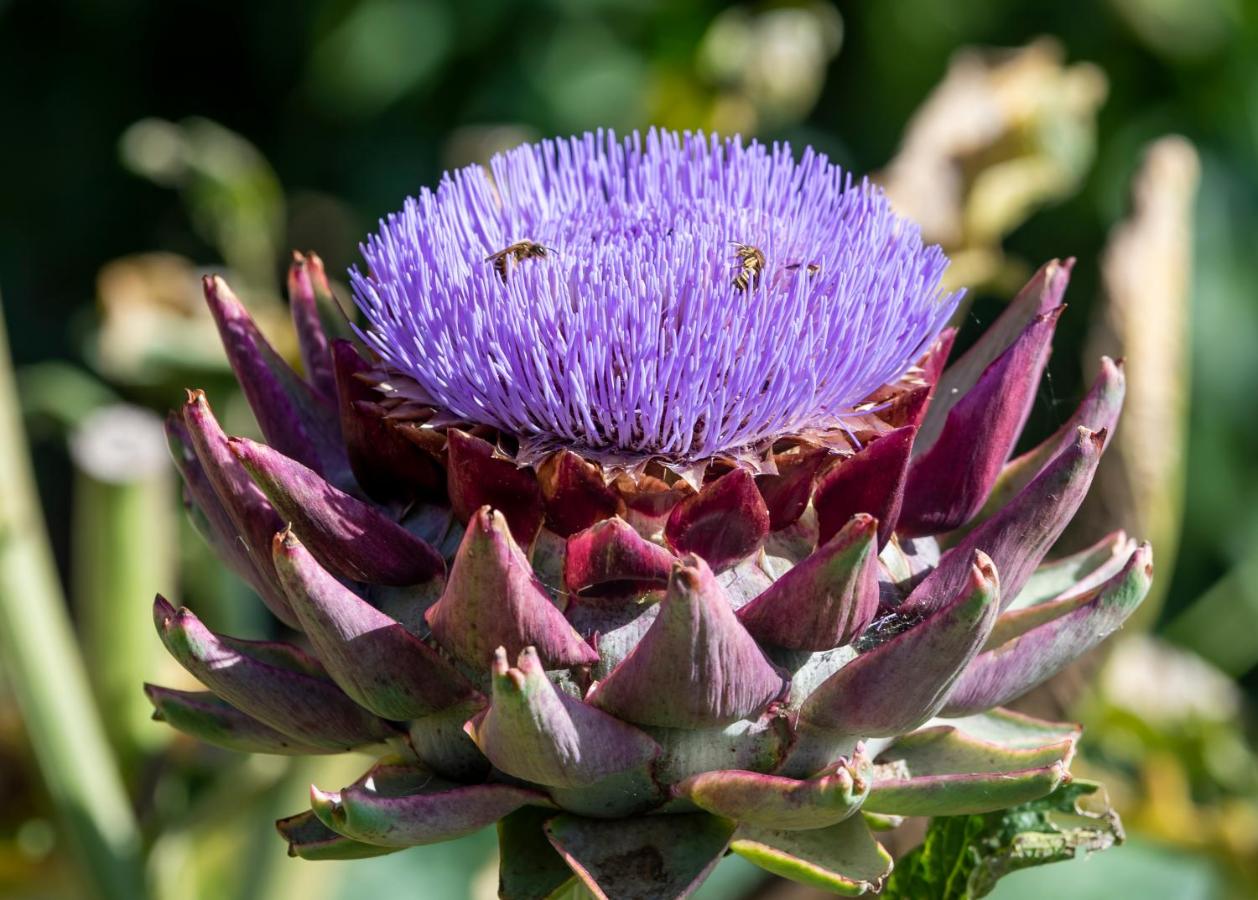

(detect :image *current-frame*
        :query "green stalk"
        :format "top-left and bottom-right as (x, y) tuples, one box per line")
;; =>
(0, 294), (147, 899)
(71, 404), (175, 764)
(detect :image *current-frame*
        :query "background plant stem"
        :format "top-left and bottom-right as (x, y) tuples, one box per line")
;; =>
(71, 403), (175, 766)
(0, 294), (147, 899)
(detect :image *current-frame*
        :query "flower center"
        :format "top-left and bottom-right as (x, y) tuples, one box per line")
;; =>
(351, 130), (959, 463)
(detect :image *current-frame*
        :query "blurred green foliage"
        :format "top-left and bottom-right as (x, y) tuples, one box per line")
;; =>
(3, 0), (1258, 898)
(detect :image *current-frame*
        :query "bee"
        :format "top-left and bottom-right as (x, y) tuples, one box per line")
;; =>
(485, 240), (552, 282)
(783, 261), (821, 277)
(730, 243), (766, 292)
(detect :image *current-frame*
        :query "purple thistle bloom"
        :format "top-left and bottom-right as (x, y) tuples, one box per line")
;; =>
(351, 129), (960, 462)
(154, 123), (1141, 894)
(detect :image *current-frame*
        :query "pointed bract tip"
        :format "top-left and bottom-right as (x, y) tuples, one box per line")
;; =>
(845, 512), (878, 535)
(1046, 257), (1076, 281)
(1041, 304), (1067, 324)
(669, 554), (708, 593)
(309, 785), (343, 819)
(184, 387), (206, 406)
(489, 647), (528, 692)
(152, 593), (177, 629)
(970, 549), (997, 586)
(517, 646), (543, 672)
(275, 815), (297, 842)
(202, 274), (239, 308)
(472, 505), (503, 534)
(306, 253), (330, 286)
(332, 337), (366, 367)
(142, 684), (166, 720)
(272, 524), (298, 554)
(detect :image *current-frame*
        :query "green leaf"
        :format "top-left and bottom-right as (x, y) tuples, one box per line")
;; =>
(864, 713), (1076, 817)
(730, 814), (892, 896)
(545, 812), (736, 900)
(497, 807), (573, 900)
(881, 780), (1124, 900)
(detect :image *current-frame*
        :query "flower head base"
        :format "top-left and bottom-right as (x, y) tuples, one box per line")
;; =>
(352, 129), (960, 463)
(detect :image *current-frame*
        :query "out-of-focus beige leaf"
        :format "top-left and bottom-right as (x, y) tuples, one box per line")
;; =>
(880, 39), (1106, 292)
(91, 252), (294, 386)
(1084, 136), (1199, 623)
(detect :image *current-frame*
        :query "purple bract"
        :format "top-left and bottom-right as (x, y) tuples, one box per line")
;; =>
(351, 129), (960, 462)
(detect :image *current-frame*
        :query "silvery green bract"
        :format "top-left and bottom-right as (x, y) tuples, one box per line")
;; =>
(148, 131), (1149, 899)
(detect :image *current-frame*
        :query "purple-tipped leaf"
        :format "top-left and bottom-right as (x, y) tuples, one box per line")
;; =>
(1010, 530), (1133, 610)
(614, 473), (693, 533)
(180, 391), (298, 626)
(864, 720), (1076, 816)
(982, 356), (1125, 520)
(564, 517), (675, 595)
(899, 308), (1062, 537)
(203, 274), (346, 479)
(153, 596), (394, 750)
(425, 507), (599, 669)
(287, 251), (338, 402)
(538, 450), (623, 537)
(332, 340), (445, 503)
(446, 428), (544, 548)
(943, 543), (1153, 716)
(665, 468), (771, 571)
(545, 812), (735, 900)
(800, 552), (999, 736)
(814, 426), (914, 549)
(737, 514), (879, 651)
(918, 259), (1072, 452)
(902, 427), (1107, 616)
(466, 646), (659, 788)
(588, 555), (788, 728)
(272, 529), (476, 719)
(677, 746), (871, 830)
(311, 759), (546, 847)
(757, 446), (829, 532)
(918, 327), (958, 390)
(144, 684), (333, 755)
(276, 811), (399, 860)
(231, 436), (444, 586)
(166, 411), (272, 600)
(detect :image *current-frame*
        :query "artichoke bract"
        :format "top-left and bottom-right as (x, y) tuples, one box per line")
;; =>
(147, 130), (1151, 898)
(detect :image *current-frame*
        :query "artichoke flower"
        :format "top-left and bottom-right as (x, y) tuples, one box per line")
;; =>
(147, 130), (1151, 898)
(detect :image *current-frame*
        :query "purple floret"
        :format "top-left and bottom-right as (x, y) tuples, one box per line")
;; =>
(351, 128), (961, 462)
